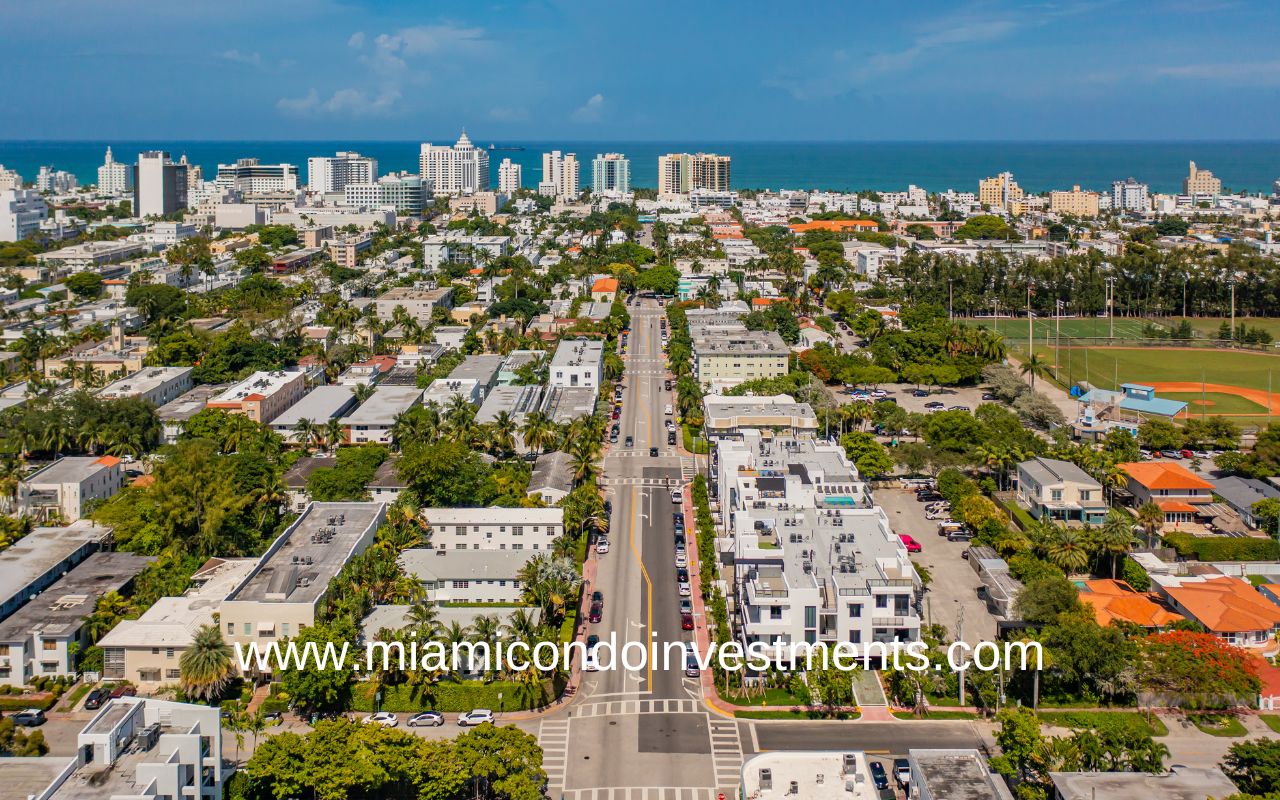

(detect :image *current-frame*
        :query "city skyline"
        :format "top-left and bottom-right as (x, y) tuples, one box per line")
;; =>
(2, 1), (1279, 140)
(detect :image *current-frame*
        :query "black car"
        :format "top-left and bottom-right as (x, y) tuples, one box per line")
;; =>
(676, 567), (689, 582)
(667, 431), (677, 445)
(675, 531), (685, 546)
(592, 590), (604, 605)
(586, 634), (600, 650)
(664, 379), (672, 391)
(83, 688), (108, 710)
(649, 447), (658, 457)
(673, 512), (684, 524)
(625, 436), (634, 447)
(869, 761), (889, 790)
(912, 389), (929, 397)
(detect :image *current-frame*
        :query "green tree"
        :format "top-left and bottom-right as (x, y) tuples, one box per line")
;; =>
(277, 623), (356, 712)
(179, 623), (236, 701)
(1221, 738), (1280, 797)
(1015, 575), (1081, 625)
(1137, 418), (1182, 452)
(65, 271), (105, 299)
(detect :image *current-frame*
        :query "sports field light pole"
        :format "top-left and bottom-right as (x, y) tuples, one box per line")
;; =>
(1105, 276), (1117, 342)
(1228, 277), (1237, 347)
(1026, 280), (1034, 353)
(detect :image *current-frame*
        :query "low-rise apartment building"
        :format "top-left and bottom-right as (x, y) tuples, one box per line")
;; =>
(549, 338), (603, 390)
(400, 548), (536, 604)
(1015, 457), (1109, 525)
(374, 286), (454, 323)
(20, 455), (125, 521)
(0, 520), (112, 622)
(97, 366), (194, 407)
(909, 749), (1015, 800)
(420, 507), (564, 551)
(220, 502), (386, 651)
(340, 386), (423, 444)
(206, 367), (309, 424)
(97, 558), (257, 688)
(268, 386), (358, 443)
(703, 394), (818, 438)
(692, 327), (788, 391)
(0, 551), (151, 687)
(422, 233), (511, 270)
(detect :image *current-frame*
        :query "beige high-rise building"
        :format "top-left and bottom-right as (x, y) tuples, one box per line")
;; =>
(538, 151), (580, 198)
(978, 172), (1023, 210)
(1048, 185), (1101, 217)
(658, 153), (731, 196)
(1184, 161), (1221, 197)
(498, 158), (522, 194)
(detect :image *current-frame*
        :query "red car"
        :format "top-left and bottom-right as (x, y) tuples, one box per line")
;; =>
(681, 613), (694, 631)
(898, 534), (922, 553)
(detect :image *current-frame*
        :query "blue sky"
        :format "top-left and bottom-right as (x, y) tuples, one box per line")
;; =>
(1, 0), (1278, 140)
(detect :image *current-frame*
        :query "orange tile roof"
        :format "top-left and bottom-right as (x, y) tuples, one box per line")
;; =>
(592, 278), (619, 292)
(788, 220), (880, 233)
(1158, 500), (1199, 514)
(751, 297), (776, 306)
(469, 267), (484, 275)
(1078, 580), (1184, 628)
(1118, 461), (1215, 492)
(95, 455), (122, 467)
(1163, 576), (1280, 633)
(1256, 655), (1280, 700)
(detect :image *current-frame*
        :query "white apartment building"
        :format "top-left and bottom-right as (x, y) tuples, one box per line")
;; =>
(19, 455), (125, 521)
(498, 158), (522, 194)
(134, 151), (188, 217)
(739, 751), (879, 800)
(340, 385), (423, 444)
(307, 151), (378, 193)
(0, 551), (152, 687)
(540, 150), (580, 199)
(343, 172), (431, 214)
(549, 338), (603, 390)
(98, 558), (257, 688)
(0, 188), (48, 242)
(419, 130), (489, 195)
(400, 548), (536, 604)
(36, 166), (78, 194)
(716, 431), (921, 659)
(592, 153), (630, 195)
(220, 502), (386, 649)
(422, 232), (511, 269)
(31, 697), (226, 800)
(0, 164), (21, 192)
(97, 366), (194, 407)
(1111, 178), (1150, 213)
(97, 146), (132, 195)
(420, 507), (564, 551)
(214, 158), (300, 193)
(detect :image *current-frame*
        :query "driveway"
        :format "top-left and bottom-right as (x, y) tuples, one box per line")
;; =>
(873, 487), (997, 646)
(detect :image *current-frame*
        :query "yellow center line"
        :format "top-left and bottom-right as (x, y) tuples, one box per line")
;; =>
(627, 484), (654, 690)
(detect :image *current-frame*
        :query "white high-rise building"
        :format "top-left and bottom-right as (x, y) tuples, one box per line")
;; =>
(498, 158), (522, 194)
(419, 130), (489, 195)
(214, 158), (299, 193)
(97, 147), (132, 196)
(133, 151), (189, 218)
(1111, 178), (1149, 213)
(0, 189), (49, 242)
(307, 151), (378, 194)
(35, 166), (78, 194)
(658, 153), (731, 196)
(344, 172), (432, 215)
(539, 150), (580, 199)
(592, 153), (630, 195)
(0, 165), (22, 192)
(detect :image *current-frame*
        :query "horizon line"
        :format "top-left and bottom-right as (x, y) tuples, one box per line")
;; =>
(4, 137), (1280, 145)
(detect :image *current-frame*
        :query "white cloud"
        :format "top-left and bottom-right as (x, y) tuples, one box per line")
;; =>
(276, 87), (400, 116)
(1156, 60), (1280, 85)
(348, 31), (365, 49)
(571, 93), (604, 123)
(219, 49), (262, 67)
(396, 23), (489, 56)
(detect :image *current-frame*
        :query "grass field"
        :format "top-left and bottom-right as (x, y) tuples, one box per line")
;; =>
(1161, 391), (1269, 415)
(962, 316), (1151, 343)
(1033, 345), (1280, 395)
(1174, 316), (1280, 340)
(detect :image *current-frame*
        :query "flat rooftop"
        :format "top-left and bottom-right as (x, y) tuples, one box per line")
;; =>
(550, 338), (604, 368)
(270, 385), (356, 428)
(0, 551), (153, 642)
(96, 558), (257, 648)
(213, 368), (304, 404)
(340, 386), (422, 426)
(1049, 766), (1238, 800)
(97, 366), (192, 400)
(447, 354), (505, 383)
(911, 749), (1015, 800)
(739, 751), (879, 800)
(401, 548), (537, 581)
(25, 455), (118, 486)
(226, 502), (385, 605)
(362, 603), (540, 636)
(156, 383), (228, 422)
(541, 385), (598, 424)
(378, 286), (451, 301)
(0, 521), (111, 614)
(0, 757), (78, 800)
(476, 384), (543, 423)
(419, 507), (563, 526)
(693, 329), (789, 356)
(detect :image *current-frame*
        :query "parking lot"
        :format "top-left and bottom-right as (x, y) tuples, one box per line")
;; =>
(827, 382), (997, 417)
(874, 487), (996, 646)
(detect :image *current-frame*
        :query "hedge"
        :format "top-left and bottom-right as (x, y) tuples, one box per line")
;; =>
(0, 694), (58, 712)
(1163, 532), (1280, 562)
(351, 677), (560, 713)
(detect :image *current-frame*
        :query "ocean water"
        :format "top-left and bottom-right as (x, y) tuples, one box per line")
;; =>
(1, 140), (1277, 195)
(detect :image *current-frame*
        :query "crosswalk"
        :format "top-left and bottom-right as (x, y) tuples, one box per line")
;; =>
(560, 788), (727, 800)
(709, 717), (745, 793)
(600, 476), (681, 488)
(680, 457), (697, 481)
(569, 698), (700, 718)
(539, 718), (572, 796)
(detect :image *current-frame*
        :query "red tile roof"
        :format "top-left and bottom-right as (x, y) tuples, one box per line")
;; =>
(1119, 461), (1215, 492)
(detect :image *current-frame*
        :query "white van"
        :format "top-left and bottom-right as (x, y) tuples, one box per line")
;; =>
(664, 404), (673, 415)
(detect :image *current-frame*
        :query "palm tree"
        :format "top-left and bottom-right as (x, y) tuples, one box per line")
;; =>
(293, 418), (317, 451)
(1044, 526), (1091, 575)
(405, 600), (441, 640)
(179, 624), (236, 701)
(1098, 511), (1136, 578)
(324, 418), (346, 450)
(1019, 353), (1051, 389)
(520, 411), (556, 456)
(1136, 501), (1165, 548)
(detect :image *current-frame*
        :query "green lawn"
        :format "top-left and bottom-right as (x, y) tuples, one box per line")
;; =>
(1261, 714), (1280, 733)
(719, 687), (806, 706)
(1032, 344), (1280, 395)
(1160, 391), (1268, 415)
(962, 316), (1150, 343)
(734, 709), (860, 720)
(1170, 317), (1280, 341)
(1187, 713), (1248, 737)
(892, 709), (979, 720)
(1038, 710), (1169, 737)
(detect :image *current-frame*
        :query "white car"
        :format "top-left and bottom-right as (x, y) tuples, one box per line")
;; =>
(664, 404), (673, 415)
(675, 551), (688, 568)
(364, 712), (399, 727)
(678, 581), (692, 596)
(457, 709), (495, 726)
(596, 538), (610, 554)
(583, 649), (600, 672)
(671, 490), (682, 504)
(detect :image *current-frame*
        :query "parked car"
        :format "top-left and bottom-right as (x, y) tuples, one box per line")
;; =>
(675, 551), (687, 568)
(898, 534), (922, 553)
(924, 401), (946, 409)
(596, 538), (610, 554)
(869, 761), (889, 790)
(678, 580), (692, 596)
(947, 529), (975, 542)
(364, 711), (399, 727)
(583, 649), (600, 672)
(407, 711), (445, 727)
(681, 613), (695, 631)
(11, 709), (45, 727)
(674, 512), (684, 525)
(109, 684), (137, 699)
(912, 389), (929, 397)
(981, 393), (998, 401)
(668, 430), (677, 445)
(592, 590), (604, 606)
(894, 758), (912, 789)
(457, 709), (495, 726)
(948, 405), (971, 412)
(684, 643), (700, 677)
(83, 688), (108, 710)
(679, 599), (693, 614)
(1180, 449), (1194, 459)
(588, 602), (603, 623)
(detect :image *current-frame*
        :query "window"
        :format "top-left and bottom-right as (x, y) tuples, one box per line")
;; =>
(512, 526), (523, 536)
(770, 606), (782, 620)
(42, 662), (57, 673)
(152, 647), (160, 655)
(804, 606), (817, 628)
(166, 648), (174, 658)
(849, 631), (862, 644)
(243, 623), (251, 636)
(456, 543), (467, 549)
(166, 669), (180, 679)
(513, 544), (523, 550)
(456, 526), (466, 535)
(227, 623), (234, 635)
(875, 596), (889, 609)
(848, 603), (862, 618)
(1050, 489), (1063, 502)
(43, 640), (57, 651)
(452, 580), (470, 589)
(281, 623), (290, 636)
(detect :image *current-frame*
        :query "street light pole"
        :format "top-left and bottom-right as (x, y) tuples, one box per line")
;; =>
(1229, 278), (1237, 346)
(1105, 276), (1117, 342)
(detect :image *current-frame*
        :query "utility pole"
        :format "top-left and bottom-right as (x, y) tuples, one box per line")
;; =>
(1027, 281), (1033, 353)
(1105, 276), (1117, 342)
(1229, 277), (1237, 346)
(956, 602), (966, 706)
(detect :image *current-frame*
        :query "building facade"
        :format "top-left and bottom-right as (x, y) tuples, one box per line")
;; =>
(658, 153), (731, 196)
(0, 188), (48, 241)
(978, 172), (1023, 210)
(420, 507), (564, 551)
(343, 172), (430, 214)
(133, 151), (188, 217)
(97, 146), (133, 195)
(307, 151), (378, 193)
(419, 130), (489, 195)
(539, 150), (580, 199)
(1111, 178), (1149, 212)
(1048, 185), (1100, 217)
(1184, 161), (1222, 197)
(591, 153), (631, 195)
(497, 158), (522, 194)
(213, 158), (300, 193)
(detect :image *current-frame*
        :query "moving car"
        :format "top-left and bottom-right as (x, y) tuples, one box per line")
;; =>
(583, 649), (600, 672)
(625, 436), (634, 447)
(664, 404), (673, 415)
(898, 534), (922, 553)
(364, 712), (399, 727)
(869, 761), (889, 790)
(894, 758), (912, 789)
(12, 709), (45, 727)
(684, 643), (700, 676)
(407, 711), (444, 727)
(671, 489), (681, 504)
(457, 710), (495, 726)
(649, 447), (659, 457)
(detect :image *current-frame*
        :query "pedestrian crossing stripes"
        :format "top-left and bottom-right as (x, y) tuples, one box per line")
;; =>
(680, 457), (697, 481)
(568, 698), (700, 718)
(560, 788), (727, 800)
(539, 718), (572, 796)
(599, 477), (682, 488)
(708, 718), (745, 792)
